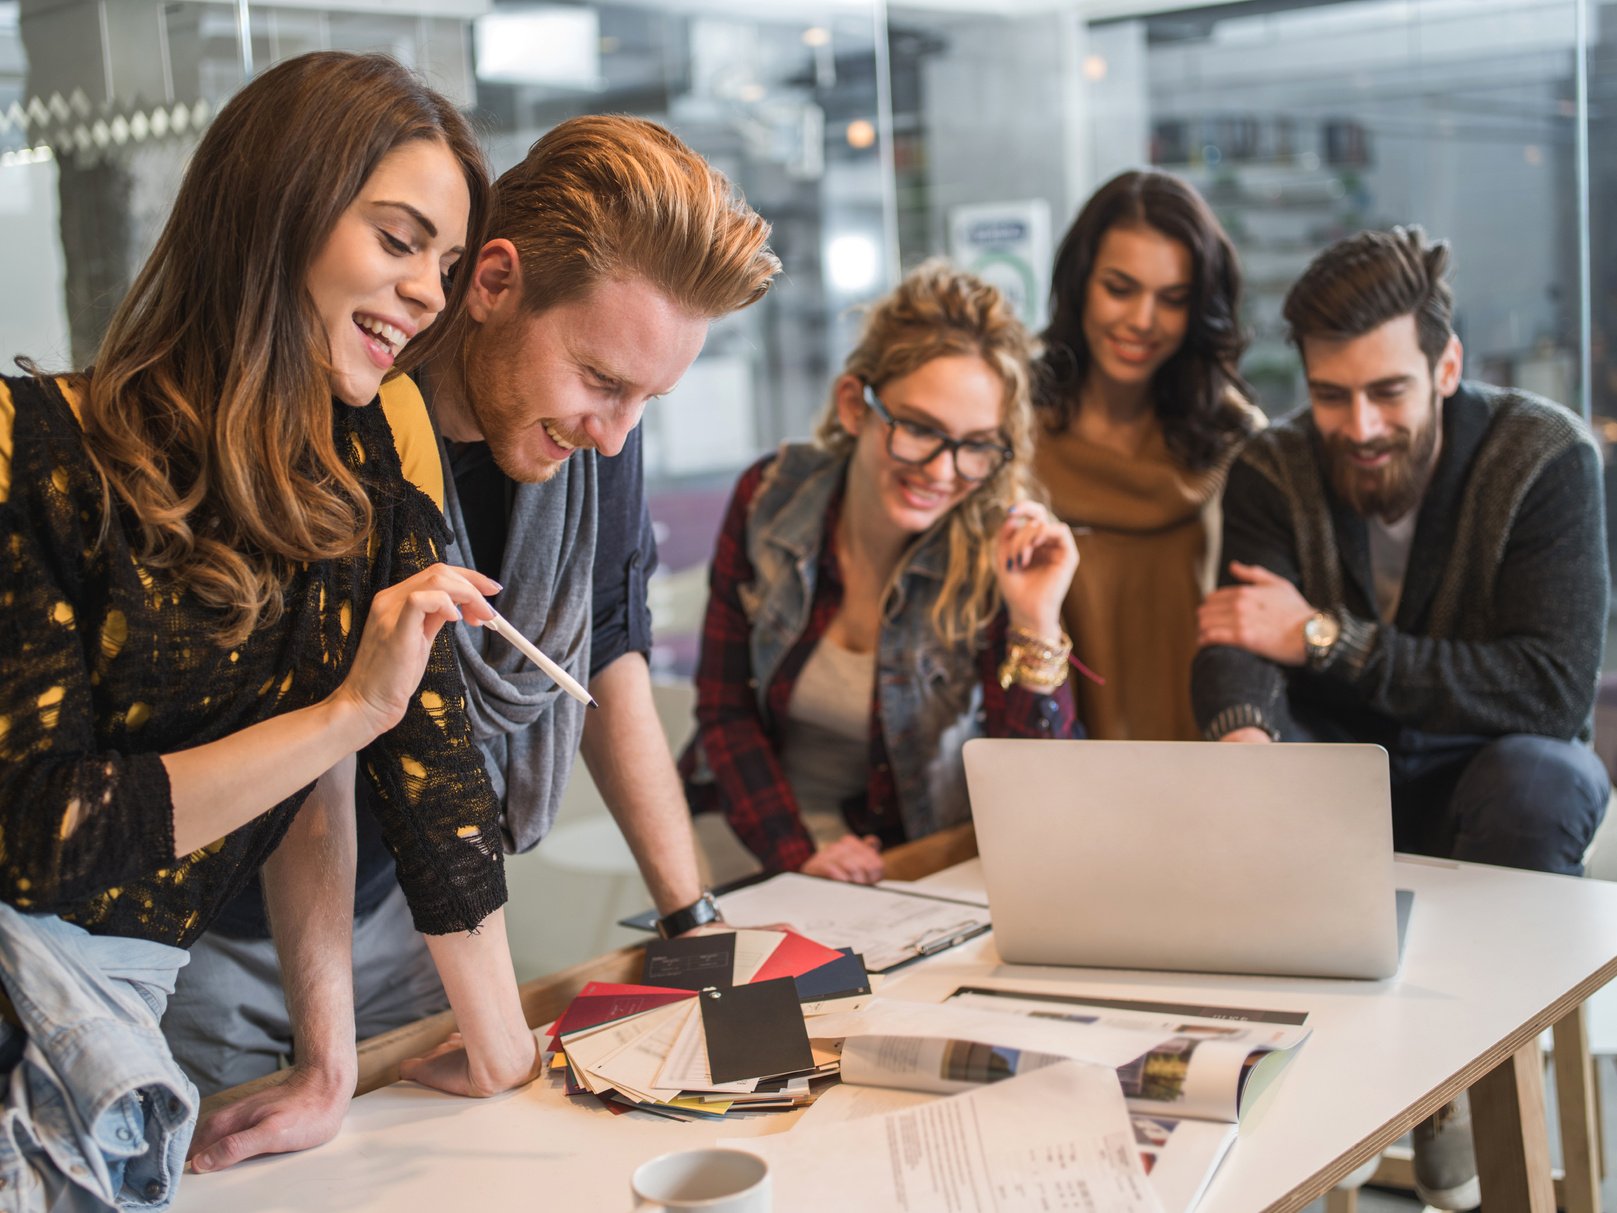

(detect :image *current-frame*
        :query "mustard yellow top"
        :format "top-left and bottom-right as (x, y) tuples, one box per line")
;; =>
(0, 375), (439, 508)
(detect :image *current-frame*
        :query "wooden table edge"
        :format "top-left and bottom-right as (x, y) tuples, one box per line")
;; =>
(1260, 954), (1617, 1212)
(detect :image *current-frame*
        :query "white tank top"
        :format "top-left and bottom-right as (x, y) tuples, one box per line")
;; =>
(779, 634), (877, 841)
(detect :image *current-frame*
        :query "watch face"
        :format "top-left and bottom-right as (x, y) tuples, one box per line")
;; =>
(1306, 613), (1339, 650)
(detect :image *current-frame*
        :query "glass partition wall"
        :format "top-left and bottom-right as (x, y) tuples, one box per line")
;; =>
(1, 0), (1610, 674)
(0, 0), (891, 675)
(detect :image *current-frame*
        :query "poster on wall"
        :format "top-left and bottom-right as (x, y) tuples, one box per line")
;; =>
(948, 200), (1052, 331)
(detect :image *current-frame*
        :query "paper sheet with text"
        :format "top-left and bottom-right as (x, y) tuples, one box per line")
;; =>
(734, 1060), (1164, 1213)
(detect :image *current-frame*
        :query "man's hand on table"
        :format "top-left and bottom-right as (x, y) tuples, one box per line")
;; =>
(801, 833), (885, 884)
(398, 1029), (544, 1097)
(188, 1059), (354, 1173)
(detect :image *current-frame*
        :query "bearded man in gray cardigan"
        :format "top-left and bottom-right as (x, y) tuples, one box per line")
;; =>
(1194, 224), (1608, 870)
(1192, 225), (1609, 1208)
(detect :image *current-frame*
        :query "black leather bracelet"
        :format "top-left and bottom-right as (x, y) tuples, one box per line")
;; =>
(655, 891), (724, 939)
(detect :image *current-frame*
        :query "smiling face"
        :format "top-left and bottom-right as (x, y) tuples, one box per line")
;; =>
(457, 269), (708, 483)
(305, 138), (470, 406)
(1304, 313), (1461, 522)
(836, 353), (1007, 537)
(1081, 223), (1193, 393)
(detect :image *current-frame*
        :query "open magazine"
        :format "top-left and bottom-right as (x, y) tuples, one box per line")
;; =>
(803, 986), (1310, 1213)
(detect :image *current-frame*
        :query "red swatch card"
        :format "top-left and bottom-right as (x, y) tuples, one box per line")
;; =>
(549, 982), (695, 1052)
(750, 930), (846, 984)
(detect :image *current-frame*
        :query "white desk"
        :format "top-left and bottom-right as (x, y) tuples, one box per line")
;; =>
(174, 855), (1617, 1213)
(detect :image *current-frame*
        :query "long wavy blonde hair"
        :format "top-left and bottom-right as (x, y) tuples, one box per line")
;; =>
(815, 260), (1038, 648)
(63, 52), (490, 646)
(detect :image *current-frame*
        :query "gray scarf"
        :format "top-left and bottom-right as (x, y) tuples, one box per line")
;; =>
(437, 430), (598, 854)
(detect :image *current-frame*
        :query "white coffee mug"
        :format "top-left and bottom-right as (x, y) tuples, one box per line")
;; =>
(630, 1147), (771, 1212)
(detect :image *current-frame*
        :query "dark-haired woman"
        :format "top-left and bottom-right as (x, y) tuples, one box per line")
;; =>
(0, 52), (539, 1208)
(1034, 169), (1263, 740)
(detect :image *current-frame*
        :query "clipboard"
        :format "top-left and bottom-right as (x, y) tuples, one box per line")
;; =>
(713, 873), (992, 973)
(620, 872), (990, 972)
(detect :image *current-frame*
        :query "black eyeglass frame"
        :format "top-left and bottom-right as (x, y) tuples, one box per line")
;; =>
(860, 383), (1014, 484)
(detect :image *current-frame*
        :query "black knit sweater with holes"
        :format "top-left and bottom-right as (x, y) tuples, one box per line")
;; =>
(0, 374), (505, 946)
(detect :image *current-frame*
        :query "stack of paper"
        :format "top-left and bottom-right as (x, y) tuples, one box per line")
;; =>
(547, 930), (869, 1120)
(782, 987), (1311, 1213)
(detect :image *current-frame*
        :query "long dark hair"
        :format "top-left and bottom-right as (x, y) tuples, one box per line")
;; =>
(1036, 169), (1253, 472)
(67, 51), (490, 645)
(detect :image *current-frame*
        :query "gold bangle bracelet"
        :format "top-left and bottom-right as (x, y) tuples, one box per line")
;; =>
(998, 649), (1071, 692)
(1005, 626), (1072, 663)
(999, 626), (1073, 692)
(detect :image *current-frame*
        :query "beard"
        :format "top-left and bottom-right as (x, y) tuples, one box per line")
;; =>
(1323, 396), (1440, 523)
(458, 327), (585, 484)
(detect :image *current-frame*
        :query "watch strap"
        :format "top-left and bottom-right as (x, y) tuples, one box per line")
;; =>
(655, 891), (723, 939)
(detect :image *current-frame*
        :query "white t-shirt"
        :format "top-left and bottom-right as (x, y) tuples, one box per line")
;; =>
(1367, 509), (1419, 624)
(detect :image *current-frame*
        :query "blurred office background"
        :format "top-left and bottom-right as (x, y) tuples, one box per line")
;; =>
(3, 0), (1614, 681)
(7, 0), (1617, 994)
(6, 10), (1615, 1203)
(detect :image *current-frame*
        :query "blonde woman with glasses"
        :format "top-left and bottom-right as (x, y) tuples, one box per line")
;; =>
(680, 261), (1082, 884)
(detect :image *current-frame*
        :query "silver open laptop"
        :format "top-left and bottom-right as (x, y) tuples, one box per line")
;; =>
(962, 739), (1403, 980)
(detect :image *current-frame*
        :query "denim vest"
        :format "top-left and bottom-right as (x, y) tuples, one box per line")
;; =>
(738, 443), (985, 840)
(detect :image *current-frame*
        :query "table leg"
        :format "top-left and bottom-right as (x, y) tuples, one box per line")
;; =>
(1472, 1039), (1557, 1213)
(1323, 1189), (1358, 1213)
(1553, 1003), (1603, 1213)
(1601, 1055), (1610, 1181)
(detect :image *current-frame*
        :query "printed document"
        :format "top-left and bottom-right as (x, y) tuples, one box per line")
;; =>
(736, 1060), (1163, 1213)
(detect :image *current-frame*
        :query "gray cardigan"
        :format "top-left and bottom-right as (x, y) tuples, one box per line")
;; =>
(1191, 381), (1608, 745)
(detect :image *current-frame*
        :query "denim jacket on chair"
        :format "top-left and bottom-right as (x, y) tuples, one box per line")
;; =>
(0, 902), (195, 1212)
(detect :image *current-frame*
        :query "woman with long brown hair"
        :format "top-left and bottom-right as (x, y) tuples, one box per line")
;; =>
(0, 52), (536, 1208)
(681, 261), (1083, 884)
(1035, 169), (1264, 741)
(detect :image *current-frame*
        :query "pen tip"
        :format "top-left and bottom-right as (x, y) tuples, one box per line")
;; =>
(587, 697), (599, 710)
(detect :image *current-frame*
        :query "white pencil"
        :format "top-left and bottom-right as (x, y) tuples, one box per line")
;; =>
(485, 609), (598, 709)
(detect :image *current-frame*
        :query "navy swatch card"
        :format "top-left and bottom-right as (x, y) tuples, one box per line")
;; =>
(793, 948), (871, 1004)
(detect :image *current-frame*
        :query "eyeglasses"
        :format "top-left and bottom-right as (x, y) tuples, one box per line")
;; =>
(861, 384), (1012, 483)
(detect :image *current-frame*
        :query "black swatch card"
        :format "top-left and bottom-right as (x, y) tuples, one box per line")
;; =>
(641, 934), (736, 992)
(700, 977), (814, 1084)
